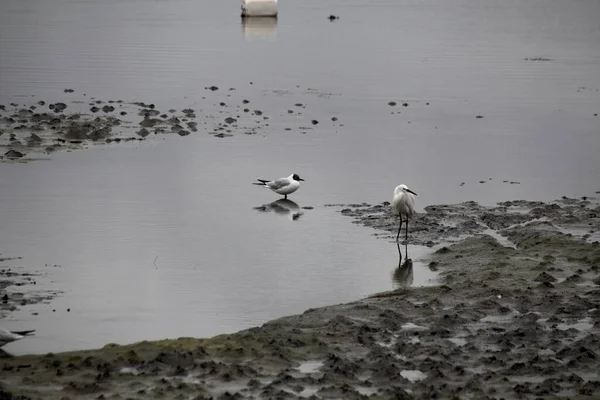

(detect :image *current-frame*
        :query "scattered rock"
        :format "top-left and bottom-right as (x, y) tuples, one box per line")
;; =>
(4, 150), (25, 159)
(136, 128), (150, 138)
(49, 103), (67, 113)
(26, 133), (43, 146)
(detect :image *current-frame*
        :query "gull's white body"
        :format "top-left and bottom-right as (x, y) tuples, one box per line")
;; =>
(0, 328), (34, 347)
(392, 184), (416, 219)
(254, 173), (304, 199)
(268, 176), (300, 196)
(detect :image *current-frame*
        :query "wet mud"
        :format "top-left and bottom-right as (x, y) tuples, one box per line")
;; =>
(1, 256), (61, 321)
(1, 196), (599, 399)
(0, 88), (346, 162)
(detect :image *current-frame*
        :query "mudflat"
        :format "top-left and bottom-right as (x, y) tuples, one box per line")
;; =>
(2, 196), (599, 399)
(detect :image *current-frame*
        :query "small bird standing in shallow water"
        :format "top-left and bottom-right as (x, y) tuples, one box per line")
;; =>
(253, 173), (305, 199)
(392, 184), (418, 242)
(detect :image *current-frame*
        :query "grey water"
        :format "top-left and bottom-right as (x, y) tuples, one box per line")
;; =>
(1, 0), (599, 354)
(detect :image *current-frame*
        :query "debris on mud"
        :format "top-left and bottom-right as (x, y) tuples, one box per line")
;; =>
(1, 256), (61, 319)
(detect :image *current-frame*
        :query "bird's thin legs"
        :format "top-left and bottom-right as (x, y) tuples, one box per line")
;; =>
(405, 219), (409, 242)
(396, 241), (402, 261)
(396, 218), (403, 242)
(284, 195), (287, 199)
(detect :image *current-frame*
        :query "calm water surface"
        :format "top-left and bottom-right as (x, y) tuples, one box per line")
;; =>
(1, 0), (599, 354)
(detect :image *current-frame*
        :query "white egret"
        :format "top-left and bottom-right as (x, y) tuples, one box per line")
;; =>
(392, 184), (418, 242)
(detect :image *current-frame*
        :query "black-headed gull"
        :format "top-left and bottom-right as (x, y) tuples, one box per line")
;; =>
(253, 173), (304, 199)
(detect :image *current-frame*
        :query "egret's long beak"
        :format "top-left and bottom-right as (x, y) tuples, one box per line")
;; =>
(407, 189), (418, 196)
(298, 178), (305, 181)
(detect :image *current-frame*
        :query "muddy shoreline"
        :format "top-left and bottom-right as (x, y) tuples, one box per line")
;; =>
(1, 196), (599, 399)
(1, 256), (61, 321)
(0, 89), (340, 162)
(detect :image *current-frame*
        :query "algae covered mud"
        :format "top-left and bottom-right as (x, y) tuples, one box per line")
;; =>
(1, 196), (599, 399)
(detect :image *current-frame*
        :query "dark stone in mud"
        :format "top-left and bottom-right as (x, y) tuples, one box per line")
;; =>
(332, 117), (338, 121)
(139, 118), (161, 128)
(476, 115), (484, 118)
(64, 88), (74, 93)
(328, 15), (339, 21)
(136, 128), (150, 138)
(254, 110), (263, 116)
(64, 124), (89, 140)
(0, 105), (5, 111)
(101, 105), (115, 113)
(26, 133), (43, 146)
(224, 117), (237, 124)
(90, 106), (99, 113)
(311, 120), (319, 125)
(49, 102), (67, 113)
(171, 124), (184, 133)
(534, 272), (557, 283)
(139, 109), (160, 118)
(402, 102), (409, 107)
(177, 130), (191, 136)
(4, 150), (25, 159)
(388, 101), (397, 106)
(207, 85), (219, 91)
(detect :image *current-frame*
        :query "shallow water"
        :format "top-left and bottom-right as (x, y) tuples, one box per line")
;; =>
(1, 0), (599, 354)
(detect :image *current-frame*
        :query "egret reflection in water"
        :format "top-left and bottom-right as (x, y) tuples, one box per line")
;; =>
(253, 199), (303, 220)
(392, 242), (413, 288)
(242, 17), (278, 41)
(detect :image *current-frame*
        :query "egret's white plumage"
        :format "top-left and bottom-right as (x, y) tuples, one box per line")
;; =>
(392, 184), (418, 242)
(0, 328), (35, 347)
(253, 173), (304, 199)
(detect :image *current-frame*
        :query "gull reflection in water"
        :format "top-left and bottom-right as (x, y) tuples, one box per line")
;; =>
(254, 199), (303, 221)
(242, 17), (278, 41)
(392, 242), (413, 288)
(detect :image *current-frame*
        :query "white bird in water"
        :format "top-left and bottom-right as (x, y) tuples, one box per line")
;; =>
(0, 328), (35, 347)
(392, 184), (418, 242)
(253, 173), (305, 199)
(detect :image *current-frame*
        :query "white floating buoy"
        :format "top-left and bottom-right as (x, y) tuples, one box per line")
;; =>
(241, 0), (278, 18)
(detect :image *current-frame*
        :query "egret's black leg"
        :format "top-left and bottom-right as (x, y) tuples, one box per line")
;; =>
(396, 217), (403, 242)
(284, 194), (287, 199)
(396, 241), (402, 262)
(406, 219), (409, 242)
